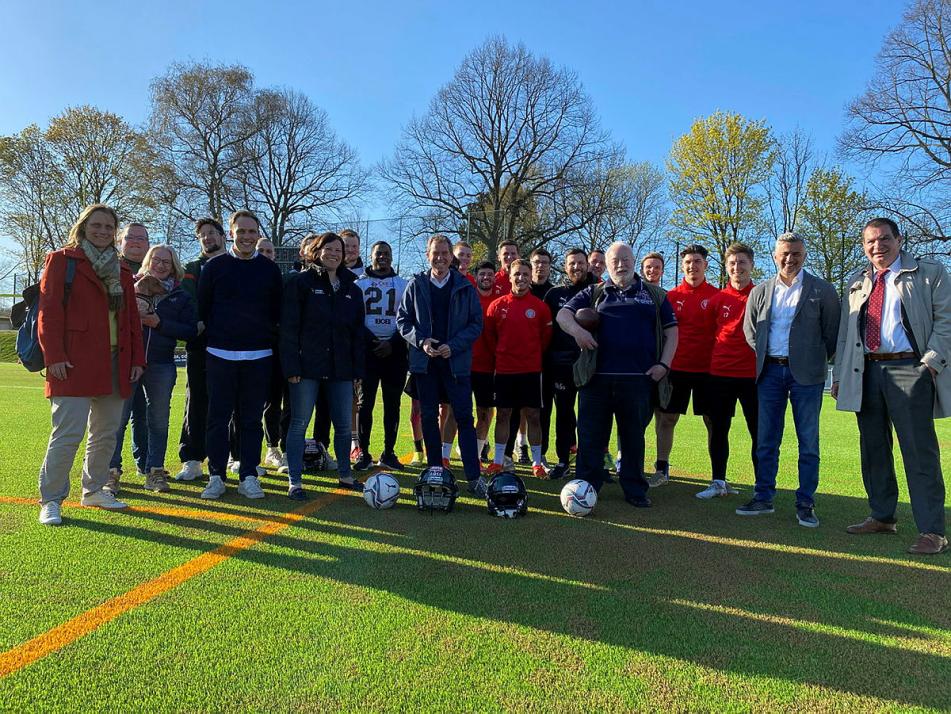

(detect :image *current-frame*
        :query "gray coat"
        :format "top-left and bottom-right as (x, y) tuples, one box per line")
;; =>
(832, 251), (951, 417)
(743, 270), (840, 385)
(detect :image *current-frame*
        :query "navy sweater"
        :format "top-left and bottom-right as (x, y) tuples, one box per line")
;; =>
(197, 254), (283, 352)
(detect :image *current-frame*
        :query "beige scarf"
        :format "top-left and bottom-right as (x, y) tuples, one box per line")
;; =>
(81, 240), (124, 312)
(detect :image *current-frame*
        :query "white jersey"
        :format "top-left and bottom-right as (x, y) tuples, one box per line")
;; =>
(356, 271), (408, 339)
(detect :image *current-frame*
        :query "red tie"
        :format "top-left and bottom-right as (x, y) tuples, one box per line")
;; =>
(865, 270), (888, 352)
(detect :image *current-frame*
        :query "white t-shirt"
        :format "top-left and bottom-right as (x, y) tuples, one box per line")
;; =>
(356, 272), (408, 340)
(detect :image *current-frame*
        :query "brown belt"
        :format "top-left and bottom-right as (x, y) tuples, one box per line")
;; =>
(865, 352), (917, 362)
(766, 356), (789, 365)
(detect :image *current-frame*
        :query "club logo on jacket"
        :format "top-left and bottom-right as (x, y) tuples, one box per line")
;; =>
(525, 309), (536, 319)
(700, 299), (711, 310)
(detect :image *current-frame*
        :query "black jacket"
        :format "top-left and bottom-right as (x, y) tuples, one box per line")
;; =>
(544, 274), (597, 366)
(144, 286), (198, 364)
(280, 265), (365, 380)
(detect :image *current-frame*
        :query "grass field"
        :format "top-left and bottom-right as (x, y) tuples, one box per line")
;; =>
(0, 362), (949, 712)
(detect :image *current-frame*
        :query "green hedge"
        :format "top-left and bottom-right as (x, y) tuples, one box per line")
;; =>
(0, 332), (16, 363)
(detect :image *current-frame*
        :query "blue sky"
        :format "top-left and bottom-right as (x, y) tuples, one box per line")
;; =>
(1, 0), (902, 174)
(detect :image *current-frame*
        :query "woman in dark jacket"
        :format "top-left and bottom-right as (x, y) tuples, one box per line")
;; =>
(114, 245), (197, 493)
(280, 231), (365, 499)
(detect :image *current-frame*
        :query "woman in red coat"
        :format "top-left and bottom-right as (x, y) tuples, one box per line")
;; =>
(36, 204), (146, 525)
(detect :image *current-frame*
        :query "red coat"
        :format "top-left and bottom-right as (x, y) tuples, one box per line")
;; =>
(38, 247), (145, 399)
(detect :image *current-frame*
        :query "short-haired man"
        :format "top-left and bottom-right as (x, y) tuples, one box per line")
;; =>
(544, 248), (596, 480)
(702, 243), (758, 499)
(398, 234), (486, 495)
(658, 244), (719, 490)
(588, 249), (606, 282)
(558, 242), (678, 507)
(494, 240), (520, 296)
(741, 232), (839, 525)
(833, 218), (949, 554)
(255, 238), (276, 261)
(483, 259), (553, 479)
(198, 210), (283, 500)
(641, 252), (664, 286)
(176, 218), (226, 481)
(341, 228), (365, 279)
(453, 242), (476, 287)
(355, 241), (409, 471)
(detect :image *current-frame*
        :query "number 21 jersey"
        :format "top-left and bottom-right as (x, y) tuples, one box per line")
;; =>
(356, 271), (409, 339)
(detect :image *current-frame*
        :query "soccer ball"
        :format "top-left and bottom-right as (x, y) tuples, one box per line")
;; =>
(363, 473), (401, 510)
(560, 479), (597, 517)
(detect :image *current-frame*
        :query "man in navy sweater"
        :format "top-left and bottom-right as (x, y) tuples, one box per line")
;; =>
(197, 210), (283, 500)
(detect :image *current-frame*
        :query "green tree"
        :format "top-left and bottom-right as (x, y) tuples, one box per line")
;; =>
(667, 111), (773, 283)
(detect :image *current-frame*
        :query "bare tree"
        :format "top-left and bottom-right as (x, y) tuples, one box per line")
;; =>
(380, 37), (620, 257)
(764, 128), (816, 238)
(839, 0), (950, 246)
(149, 61), (257, 223)
(236, 88), (369, 246)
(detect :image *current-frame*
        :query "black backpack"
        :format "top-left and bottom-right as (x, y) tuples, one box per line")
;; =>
(12, 258), (77, 372)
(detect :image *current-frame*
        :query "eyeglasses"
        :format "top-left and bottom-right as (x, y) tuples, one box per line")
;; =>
(151, 258), (173, 266)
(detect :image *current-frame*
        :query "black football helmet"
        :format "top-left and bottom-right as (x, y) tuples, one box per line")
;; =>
(415, 466), (459, 512)
(486, 472), (528, 518)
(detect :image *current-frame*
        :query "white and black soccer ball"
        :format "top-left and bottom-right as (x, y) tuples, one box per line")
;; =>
(363, 473), (401, 510)
(560, 479), (597, 517)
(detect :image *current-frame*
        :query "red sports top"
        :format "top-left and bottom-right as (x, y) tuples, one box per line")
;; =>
(465, 273), (476, 287)
(709, 282), (756, 379)
(667, 279), (719, 372)
(471, 291), (498, 373)
(484, 292), (552, 374)
(493, 269), (511, 297)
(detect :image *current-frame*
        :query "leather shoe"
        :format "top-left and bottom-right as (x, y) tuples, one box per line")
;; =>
(907, 533), (948, 555)
(845, 517), (897, 535)
(625, 495), (651, 508)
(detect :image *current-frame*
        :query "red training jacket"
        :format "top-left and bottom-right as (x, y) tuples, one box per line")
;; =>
(667, 279), (719, 373)
(471, 290), (498, 373)
(483, 292), (552, 374)
(709, 283), (756, 379)
(493, 269), (511, 297)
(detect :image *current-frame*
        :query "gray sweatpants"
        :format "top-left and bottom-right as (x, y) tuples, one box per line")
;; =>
(38, 355), (125, 504)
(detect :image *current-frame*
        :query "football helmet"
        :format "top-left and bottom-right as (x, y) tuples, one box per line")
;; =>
(415, 466), (459, 512)
(486, 472), (528, 518)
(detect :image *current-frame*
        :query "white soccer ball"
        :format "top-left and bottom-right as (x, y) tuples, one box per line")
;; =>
(363, 473), (401, 510)
(560, 479), (597, 517)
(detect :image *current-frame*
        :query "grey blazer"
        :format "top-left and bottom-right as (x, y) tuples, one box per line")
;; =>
(743, 270), (840, 385)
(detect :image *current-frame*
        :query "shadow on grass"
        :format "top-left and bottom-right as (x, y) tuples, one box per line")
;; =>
(63, 473), (951, 710)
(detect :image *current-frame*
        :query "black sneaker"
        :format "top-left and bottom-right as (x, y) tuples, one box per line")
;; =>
(549, 463), (570, 480)
(736, 499), (774, 516)
(337, 479), (364, 492)
(480, 442), (490, 462)
(287, 485), (308, 501)
(796, 505), (819, 528)
(354, 452), (374, 471)
(602, 468), (615, 484)
(377, 452), (405, 471)
(518, 444), (531, 465)
(468, 476), (488, 498)
(625, 495), (652, 508)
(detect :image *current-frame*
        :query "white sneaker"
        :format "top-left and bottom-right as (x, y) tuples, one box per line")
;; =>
(175, 460), (202, 481)
(277, 453), (289, 474)
(696, 480), (729, 500)
(237, 475), (265, 499)
(81, 490), (129, 509)
(201, 475), (227, 500)
(724, 481), (740, 495)
(502, 455), (515, 470)
(39, 502), (62, 525)
(265, 447), (283, 468)
(229, 459), (240, 476)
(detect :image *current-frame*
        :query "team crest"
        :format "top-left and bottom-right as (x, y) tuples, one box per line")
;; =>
(525, 309), (536, 318)
(700, 299), (710, 309)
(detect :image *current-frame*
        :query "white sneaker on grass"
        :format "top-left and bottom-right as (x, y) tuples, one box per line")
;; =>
(237, 475), (265, 499)
(175, 460), (202, 481)
(39, 502), (62, 525)
(277, 453), (289, 474)
(230, 461), (266, 477)
(696, 480), (729, 500)
(264, 447), (283, 468)
(201, 475), (227, 500)
(81, 490), (128, 509)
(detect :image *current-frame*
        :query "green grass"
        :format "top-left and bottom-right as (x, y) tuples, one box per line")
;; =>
(0, 363), (949, 712)
(0, 332), (15, 363)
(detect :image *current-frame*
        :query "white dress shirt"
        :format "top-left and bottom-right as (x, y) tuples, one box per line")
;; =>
(767, 271), (803, 357)
(868, 255), (914, 354)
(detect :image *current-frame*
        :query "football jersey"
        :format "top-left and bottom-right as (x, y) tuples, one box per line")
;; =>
(356, 271), (408, 339)
(667, 279), (719, 373)
(484, 292), (553, 374)
(709, 283), (756, 379)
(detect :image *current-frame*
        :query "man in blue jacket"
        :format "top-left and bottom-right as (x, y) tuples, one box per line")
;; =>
(397, 234), (486, 496)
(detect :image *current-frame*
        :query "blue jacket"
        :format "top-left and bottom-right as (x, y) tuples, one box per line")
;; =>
(144, 286), (198, 365)
(397, 269), (482, 377)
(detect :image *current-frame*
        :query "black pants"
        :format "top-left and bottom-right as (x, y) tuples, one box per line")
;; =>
(550, 363), (578, 464)
(504, 407), (521, 456)
(313, 387), (332, 445)
(416, 360), (480, 481)
(263, 355), (285, 450)
(178, 349), (208, 463)
(358, 355), (407, 456)
(706, 375), (758, 482)
(205, 354), (271, 481)
(576, 374), (653, 500)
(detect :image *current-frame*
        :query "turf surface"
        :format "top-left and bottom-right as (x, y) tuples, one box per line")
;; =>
(0, 363), (949, 711)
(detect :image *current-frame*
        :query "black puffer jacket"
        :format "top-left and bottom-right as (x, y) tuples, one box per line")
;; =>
(280, 265), (365, 380)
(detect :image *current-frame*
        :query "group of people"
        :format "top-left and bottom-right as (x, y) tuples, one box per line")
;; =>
(33, 204), (948, 555)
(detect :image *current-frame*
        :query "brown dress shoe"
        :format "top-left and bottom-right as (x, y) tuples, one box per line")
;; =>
(846, 517), (897, 535)
(907, 533), (948, 555)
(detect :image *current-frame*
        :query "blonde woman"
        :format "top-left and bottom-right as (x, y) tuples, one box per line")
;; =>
(111, 245), (197, 494)
(36, 204), (145, 525)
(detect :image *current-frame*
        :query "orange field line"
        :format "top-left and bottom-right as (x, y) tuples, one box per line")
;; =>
(0, 489), (346, 679)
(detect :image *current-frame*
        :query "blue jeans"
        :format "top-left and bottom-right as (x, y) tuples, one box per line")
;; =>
(287, 378), (353, 485)
(110, 378), (148, 472)
(139, 362), (177, 470)
(416, 359), (480, 481)
(754, 362), (824, 506)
